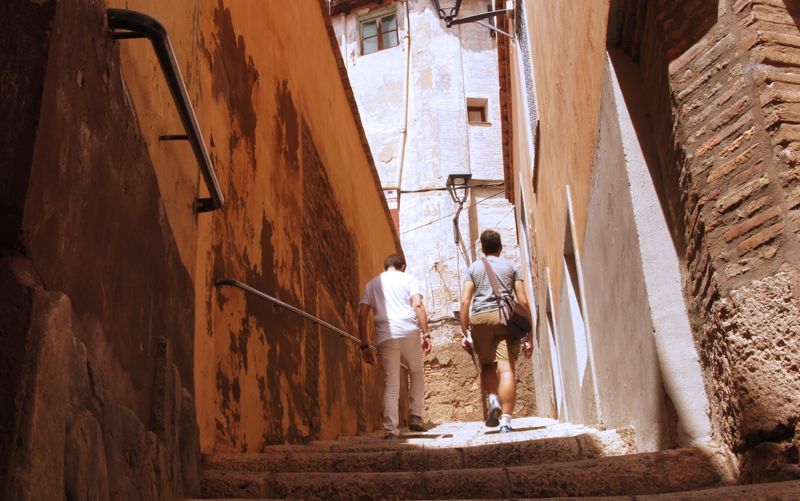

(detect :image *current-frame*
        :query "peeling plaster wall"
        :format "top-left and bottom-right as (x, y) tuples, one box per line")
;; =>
(8, 0), (399, 460)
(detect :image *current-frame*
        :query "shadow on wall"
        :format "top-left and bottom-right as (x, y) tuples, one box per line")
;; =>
(608, 0), (717, 258)
(783, 0), (800, 25)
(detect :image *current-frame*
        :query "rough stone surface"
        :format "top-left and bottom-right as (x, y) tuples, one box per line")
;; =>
(7, 289), (71, 501)
(200, 418), (658, 499)
(199, 418), (731, 499)
(151, 340), (184, 497)
(603, 0), (800, 477)
(179, 388), (202, 497)
(22, 0), (195, 423)
(4, 0), (395, 498)
(64, 410), (110, 501)
(507, 447), (723, 498)
(424, 324), (535, 424)
(700, 271), (800, 456)
(637, 479), (800, 499)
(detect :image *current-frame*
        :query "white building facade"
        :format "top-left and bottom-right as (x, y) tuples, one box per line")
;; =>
(331, 0), (519, 321)
(330, 0), (531, 422)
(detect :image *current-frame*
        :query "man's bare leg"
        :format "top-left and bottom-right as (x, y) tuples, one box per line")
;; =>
(481, 363), (499, 394)
(497, 359), (516, 415)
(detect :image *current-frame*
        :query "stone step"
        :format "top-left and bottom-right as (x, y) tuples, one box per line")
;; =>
(200, 446), (727, 499)
(194, 479), (800, 501)
(636, 479), (800, 499)
(203, 429), (632, 473)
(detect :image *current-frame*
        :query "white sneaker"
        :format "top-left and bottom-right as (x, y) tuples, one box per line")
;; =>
(486, 394), (501, 427)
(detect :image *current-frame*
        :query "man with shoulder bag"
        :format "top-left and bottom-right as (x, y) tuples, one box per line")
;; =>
(460, 230), (533, 432)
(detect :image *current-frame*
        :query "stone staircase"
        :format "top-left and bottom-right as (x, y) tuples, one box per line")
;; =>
(198, 417), (799, 499)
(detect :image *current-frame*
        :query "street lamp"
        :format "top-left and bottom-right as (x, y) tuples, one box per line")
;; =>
(446, 173), (472, 244)
(446, 173), (472, 204)
(430, 0), (512, 36)
(430, 0), (463, 26)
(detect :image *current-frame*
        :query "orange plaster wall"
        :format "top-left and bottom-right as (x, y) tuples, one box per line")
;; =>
(524, 0), (610, 302)
(107, 0), (398, 451)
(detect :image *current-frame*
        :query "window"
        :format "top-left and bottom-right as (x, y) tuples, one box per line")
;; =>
(361, 13), (399, 55)
(467, 106), (486, 123)
(466, 97), (489, 124)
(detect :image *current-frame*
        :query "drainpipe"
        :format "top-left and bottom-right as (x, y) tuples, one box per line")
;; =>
(395, 0), (412, 191)
(340, 13), (347, 61)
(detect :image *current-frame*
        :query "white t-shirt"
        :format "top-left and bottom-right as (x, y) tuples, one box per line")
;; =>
(360, 270), (423, 345)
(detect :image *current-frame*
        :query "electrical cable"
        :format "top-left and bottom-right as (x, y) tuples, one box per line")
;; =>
(495, 206), (516, 226)
(399, 182), (504, 194)
(399, 190), (505, 235)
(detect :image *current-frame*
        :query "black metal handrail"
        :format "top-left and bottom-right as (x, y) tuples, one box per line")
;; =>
(215, 279), (375, 351)
(108, 9), (224, 213)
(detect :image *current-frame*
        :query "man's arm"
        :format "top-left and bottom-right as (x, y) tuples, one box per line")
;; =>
(411, 293), (431, 356)
(513, 280), (530, 310)
(358, 303), (376, 365)
(460, 281), (475, 335)
(411, 293), (429, 335)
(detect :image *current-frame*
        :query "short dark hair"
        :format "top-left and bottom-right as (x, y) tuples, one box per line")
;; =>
(384, 253), (406, 270)
(480, 230), (502, 254)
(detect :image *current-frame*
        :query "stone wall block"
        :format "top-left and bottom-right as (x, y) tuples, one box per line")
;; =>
(141, 431), (170, 501)
(100, 390), (149, 499)
(179, 387), (201, 497)
(423, 325), (535, 423)
(9, 290), (71, 501)
(723, 205), (782, 242)
(149, 338), (182, 497)
(707, 143), (759, 184)
(66, 337), (102, 430)
(64, 410), (110, 500)
(740, 440), (800, 482)
(735, 221), (784, 255)
(715, 177), (770, 213)
(726, 271), (800, 439)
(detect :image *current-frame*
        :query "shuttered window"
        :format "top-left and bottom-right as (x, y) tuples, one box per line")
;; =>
(361, 13), (399, 55)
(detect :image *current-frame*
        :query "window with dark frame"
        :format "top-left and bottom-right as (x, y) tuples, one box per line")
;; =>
(467, 106), (486, 123)
(466, 97), (489, 124)
(361, 13), (399, 55)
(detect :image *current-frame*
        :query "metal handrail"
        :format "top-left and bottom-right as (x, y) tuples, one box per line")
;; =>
(215, 279), (375, 351)
(107, 9), (225, 213)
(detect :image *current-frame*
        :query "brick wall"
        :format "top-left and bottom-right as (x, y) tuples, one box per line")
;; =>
(616, 0), (800, 476)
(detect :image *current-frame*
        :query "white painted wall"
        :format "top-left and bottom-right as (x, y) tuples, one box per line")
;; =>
(331, 0), (518, 322)
(608, 52), (712, 447)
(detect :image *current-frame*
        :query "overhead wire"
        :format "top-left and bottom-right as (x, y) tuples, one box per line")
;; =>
(399, 182), (504, 194)
(399, 190), (505, 236)
(495, 206), (516, 226)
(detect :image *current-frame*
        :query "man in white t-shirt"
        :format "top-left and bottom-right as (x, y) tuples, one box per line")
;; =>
(359, 253), (432, 438)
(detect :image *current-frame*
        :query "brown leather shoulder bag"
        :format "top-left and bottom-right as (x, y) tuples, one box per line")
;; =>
(481, 257), (532, 340)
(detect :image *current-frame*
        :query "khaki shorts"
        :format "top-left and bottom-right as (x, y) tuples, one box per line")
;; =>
(470, 309), (520, 365)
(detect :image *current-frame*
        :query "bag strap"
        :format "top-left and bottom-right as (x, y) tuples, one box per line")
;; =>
(481, 257), (504, 306)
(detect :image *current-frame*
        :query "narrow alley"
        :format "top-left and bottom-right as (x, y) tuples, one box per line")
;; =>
(2, 0), (800, 499)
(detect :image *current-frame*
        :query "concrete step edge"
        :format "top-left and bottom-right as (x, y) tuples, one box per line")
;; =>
(200, 445), (728, 499)
(202, 430), (633, 473)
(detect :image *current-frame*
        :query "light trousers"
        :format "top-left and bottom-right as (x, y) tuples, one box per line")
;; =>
(377, 336), (425, 435)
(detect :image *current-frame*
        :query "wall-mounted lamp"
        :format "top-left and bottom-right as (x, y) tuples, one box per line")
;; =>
(446, 173), (472, 244)
(431, 0), (463, 26)
(446, 173), (472, 204)
(430, 0), (512, 37)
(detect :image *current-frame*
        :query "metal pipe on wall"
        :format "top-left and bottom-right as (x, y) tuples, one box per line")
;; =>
(395, 0), (413, 191)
